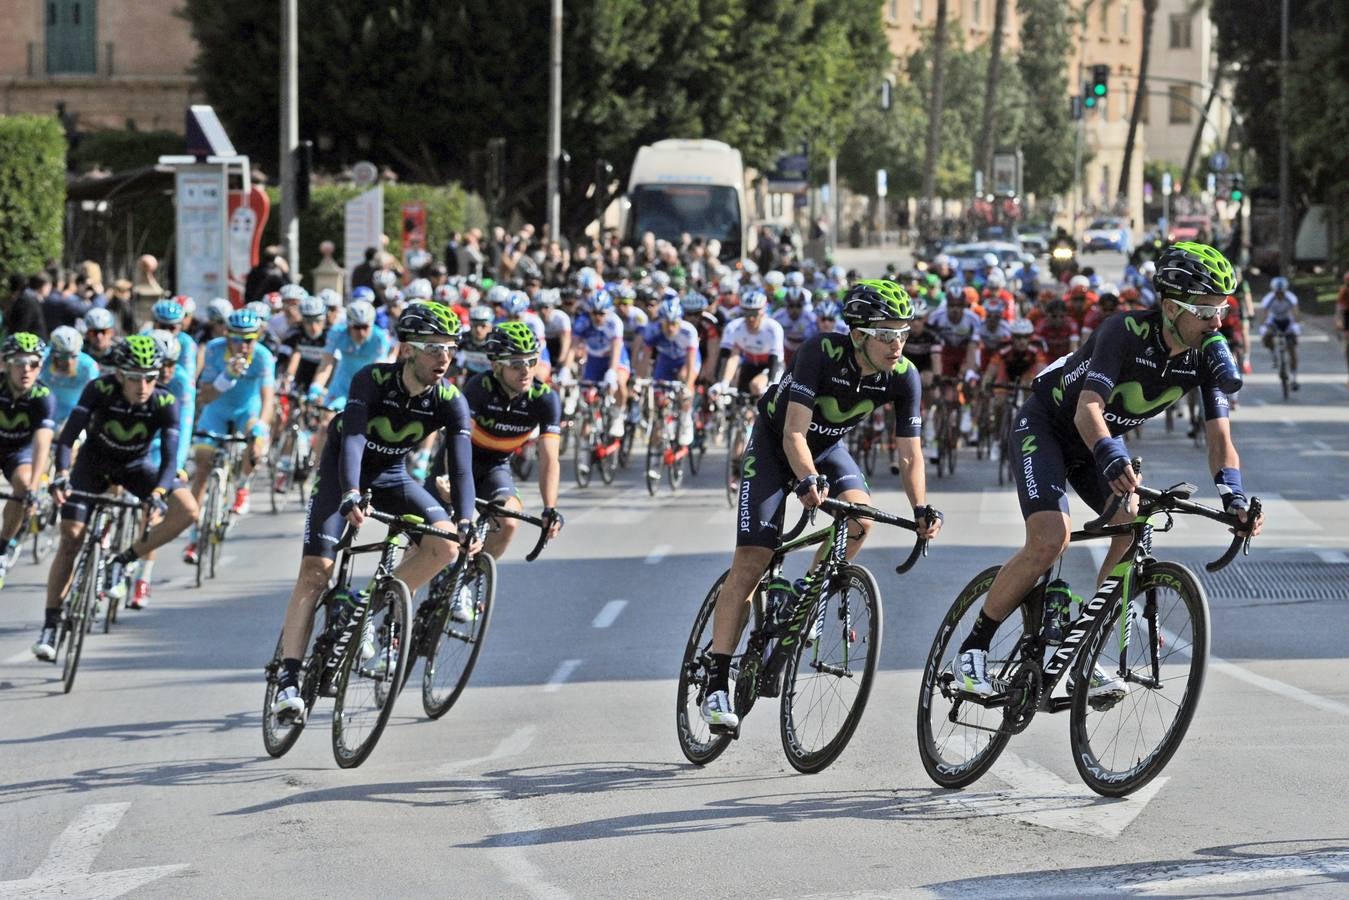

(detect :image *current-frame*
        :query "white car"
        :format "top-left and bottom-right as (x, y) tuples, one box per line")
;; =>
(1082, 218), (1132, 254)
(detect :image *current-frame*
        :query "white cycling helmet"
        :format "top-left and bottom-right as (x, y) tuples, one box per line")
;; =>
(372, 269), (397, 289)
(717, 274), (739, 294)
(50, 325), (83, 355)
(1069, 274), (1091, 291)
(1010, 318), (1035, 336)
(318, 288), (343, 309)
(150, 329), (182, 363)
(764, 270), (786, 289)
(486, 284), (512, 306)
(650, 270), (671, 289)
(982, 252), (1000, 269)
(207, 298), (235, 324)
(346, 300), (376, 327)
(406, 278), (433, 301)
(785, 271), (805, 288)
(1139, 260), (1156, 277)
(84, 307), (116, 331)
(985, 269), (1006, 289)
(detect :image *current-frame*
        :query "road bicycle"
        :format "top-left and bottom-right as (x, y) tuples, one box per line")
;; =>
(644, 380), (694, 495)
(1269, 328), (1291, 400)
(261, 500), (437, 768)
(916, 461), (1259, 796)
(48, 490), (143, 694)
(192, 431), (249, 587)
(572, 381), (622, 487)
(848, 405), (898, 478)
(0, 487), (57, 578)
(720, 388), (757, 508)
(402, 498), (552, 719)
(267, 393), (319, 514)
(677, 498), (928, 773)
(929, 376), (964, 478)
(983, 382), (1028, 486)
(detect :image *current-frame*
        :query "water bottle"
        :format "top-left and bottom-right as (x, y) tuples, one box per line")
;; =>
(1201, 333), (1243, 395)
(1041, 579), (1074, 645)
(764, 576), (796, 628)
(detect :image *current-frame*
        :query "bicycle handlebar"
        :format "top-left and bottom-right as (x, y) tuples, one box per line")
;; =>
(192, 430), (251, 444)
(473, 498), (553, 562)
(63, 489), (144, 510)
(779, 497), (929, 575)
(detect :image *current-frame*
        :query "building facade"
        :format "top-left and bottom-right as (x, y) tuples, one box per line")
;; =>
(1141, 0), (1231, 172)
(0, 0), (200, 132)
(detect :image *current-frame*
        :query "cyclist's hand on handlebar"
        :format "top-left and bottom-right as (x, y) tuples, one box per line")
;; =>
(1093, 438), (1139, 497)
(456, 519), (483, 556)
(794, 474), (828, 510)
(542, 506), (564, 539)
(49, 474), (70, 506)
(145, 488), (169, 522)
(1233, 502), (1263, 538)
(338, 489), (365, 527)
(914, 504), (944, 540)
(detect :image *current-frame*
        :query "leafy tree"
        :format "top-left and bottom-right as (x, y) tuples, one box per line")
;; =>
(919, 0), (950, 226)
(975, 0), (1011, 182)
(1015, 0), (1076, 198)
(1117, 0), (1159, 198)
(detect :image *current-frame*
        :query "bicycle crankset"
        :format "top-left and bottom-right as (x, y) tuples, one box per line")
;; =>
(1001, 660), (1043, 734)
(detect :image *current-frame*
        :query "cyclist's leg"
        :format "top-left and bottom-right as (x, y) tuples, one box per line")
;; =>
(376, 469), (456, 593)
(279, 446), (347, 661)
(477, 461), (522, 560)
(0, 453), (32, 545)
(190, 404), (230, 500)
(46, 457), (103, 614)
(1286, 325), (1300, 377)
(815, 442), (871, 561)
(122, 461), (198, 557)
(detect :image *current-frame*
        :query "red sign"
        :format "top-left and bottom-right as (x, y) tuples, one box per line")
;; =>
(401, 201), (427, 280)
(227, 186), (271, 306)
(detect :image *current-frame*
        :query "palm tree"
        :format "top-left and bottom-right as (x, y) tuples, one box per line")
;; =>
(920, 0), (949, 236)
(1117, 0), (1159, 199)
(975, 0), (1010, 185)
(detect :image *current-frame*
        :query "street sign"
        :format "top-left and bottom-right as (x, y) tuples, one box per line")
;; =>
(352, 160), (378, 187)
(1161, 171), (1173, 196)
(344, 186), (383, 277)
(174, 167), (228, 305)
(876, 169), (888, 198)
(1209, 151), (1229, 173)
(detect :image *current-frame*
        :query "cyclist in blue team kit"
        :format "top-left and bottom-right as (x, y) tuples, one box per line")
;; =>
(307, 300), (395, 464)
(270, 301), (476, 719)
(41, 327), (100, 426)
(953, 242), (1265, 698)
(0, 334), (57, 589)
(566, 289), (630, 438)
(638, 297), (701, 447)
(183, 309), (276, 563)
(146, 299), (199, 461)
(700, 282), (944, 730)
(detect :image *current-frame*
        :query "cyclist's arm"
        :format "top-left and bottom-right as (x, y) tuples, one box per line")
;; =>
(1203, 415), (1240, 475)
(337, 370), (375, 494)
(767, 321), (786, 382)
(29, 427), (54, 492)
(440, 392), (475, 524)
(55, 383), (98, 472)
(683, 344), (699, 394)
(717, 348), (739, 387)
(607, 334), (623, 375)
(894, 435), (927, 508)
(155, 421), (181, 492)
(782, 401), (816, 482)
(701, 333), (721, 383)
(284, 345), (302, 381)
(538, 432), (561, 509)
(255, 384), (276, 438)
(310, 352), (336, 394)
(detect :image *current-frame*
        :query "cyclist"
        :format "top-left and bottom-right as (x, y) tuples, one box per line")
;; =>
(1259, 276), (1300, 390)
(183, 309), (275, 562)
(280, 294), (330, 395)
(536, 288), (572, 370)
(270, 301), (476, 718)
(682, 291), (723, 384)
(814, 300), (847, 336)
(82, 308), (118, 372)
(932, 282), (983, 438)
(638, 297), (701, 447)
(699, 281), (944, 730)
(952, 242), (1263, 698)
(37, 337), (199, 659)
(432, 321), (564, 578)
(1035, 298), (1081, 360)
(773, 288), (818, 366)
(1081, 284), (1122, 341)
(502, 291), (552, 380)
(307, 300), (395, 464)
(981, 269), (1015, 319)
(147, 299), (199, 459)
(0, 334), (56, 589)
(41, 326), (100, 426)
(715, 290), (784, 400)
(566, 289), (629, 439)
(454, 304), (495, 382)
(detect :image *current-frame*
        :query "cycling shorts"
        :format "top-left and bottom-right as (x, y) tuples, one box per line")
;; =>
(473, 457), (521, 504)
(61, 453), (169, 524)
(735, 362), (772, 395)
(1261, 317), (1300, 341)
(0, 445), (33, 482)
(1008, 394), (1112, 519)
(939, 346), (968, 379)
(581, 352), (630, 384)
(301, 441), (449, 560)
(735, 420), (867, 549)
(194, 404), (258, 448)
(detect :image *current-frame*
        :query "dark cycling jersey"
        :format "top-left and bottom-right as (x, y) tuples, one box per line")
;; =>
(57, 375), (180, 491)
(759, 332), (922, 457)
(0, 381), (56, 452)
(332, 362), (473, 523)
(901, 329), (942, 373)
(453, 336), (492, 380)
(1030, 309), (1229, 436)
(462, 372), (562, 465)
(283, 326), (329, 389)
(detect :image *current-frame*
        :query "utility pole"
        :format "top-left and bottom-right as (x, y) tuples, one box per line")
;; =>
(829, 154), (838, 254)
(1278, 0), (1293, 276)
(547, 0), (562, 242)
(279, 0), (299, 278)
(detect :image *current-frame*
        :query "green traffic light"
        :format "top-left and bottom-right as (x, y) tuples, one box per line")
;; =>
(1230, 190), (1244, 202)
(1084, 95), (1097, 108)
(1093, 84), (1107, 96)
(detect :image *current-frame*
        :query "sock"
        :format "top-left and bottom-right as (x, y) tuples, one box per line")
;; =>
(138, 559), (155, 584)
(708, 652), (732, 694)
(44, 607), (61, 628)
(279, 657), (303, 688)
(959, 610), (1004, 654)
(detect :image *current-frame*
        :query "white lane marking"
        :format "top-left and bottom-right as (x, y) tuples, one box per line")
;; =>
(543, 658), (581, 692)
(591, 600), (627, 629)
(1316, 549), (1349, 563)
(484, 798), (572, 900)
(1312, 439), (1333, 452)
(1, 802), (188, 898)
(644, 544), (670, 565)
(440, 725), (536, 776)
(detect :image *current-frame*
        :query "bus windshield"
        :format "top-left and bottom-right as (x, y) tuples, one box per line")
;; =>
(626, 184), (741, 260)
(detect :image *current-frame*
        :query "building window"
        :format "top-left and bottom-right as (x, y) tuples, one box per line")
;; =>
(1101, 0), (1111, 35)
(914, 0), (923, 21)
(1170, 14), (1192, 49)
(1169, 84), (1193, 123)
(1121, 1), (1131, 38)
(973, 0), (982, 26)
(46, 0), (98, 74)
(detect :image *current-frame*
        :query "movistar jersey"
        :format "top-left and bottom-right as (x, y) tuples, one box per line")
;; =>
(1031, 309), (1229, 436)
(40, 354), (100, 423)
(0, 380), (57, 451)
(759, 332), (922, 457)
(333, 362), (473, 521)
(462, 372), (562, 465)
(199, 337), (276, 416)
(57, 376), (180, 490)
(324, 322), (394, 399)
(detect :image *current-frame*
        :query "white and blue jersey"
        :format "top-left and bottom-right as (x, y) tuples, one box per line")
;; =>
(572, 310), (629, 381)
(40, 353), (101, 424)
(773, 308), (818, 356)
(323, 323), (394, 409)
(642, 321), (701, 382)
(197, 338), (276, 438)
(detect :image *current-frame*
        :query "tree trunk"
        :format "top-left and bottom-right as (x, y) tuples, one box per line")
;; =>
(920, 0), (949, 235)
(975, 0), (1009, 187)
(1118, 0), (1157, 200)
(1180, 71), (1221, 196)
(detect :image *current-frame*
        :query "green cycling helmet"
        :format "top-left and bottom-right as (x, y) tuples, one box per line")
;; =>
(841, 279), (914, 326)
(115, 334), (165, 371)
(1154, 241), (1238, 297)
(485, 321), (541, 359)
(397, 301), (462, 340)
(1, 332), (45, 359)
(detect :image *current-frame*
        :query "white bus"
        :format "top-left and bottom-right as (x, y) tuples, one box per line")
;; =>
(620, 139), (748, 262)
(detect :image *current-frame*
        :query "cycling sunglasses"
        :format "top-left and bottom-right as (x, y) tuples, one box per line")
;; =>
(1169, 297), (1225, 320)
(8, 356), (41, 370)
(119, 369), (158, 383)
(855, 326), (911, 343)
(403, 340), (456, 357)
(498, 356), (539, 370)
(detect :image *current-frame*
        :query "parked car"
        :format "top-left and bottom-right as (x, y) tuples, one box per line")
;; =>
(1168, 215), (1212, 243)
(1015, 228), (1050, 256)
(1082, 217), (1133, 254)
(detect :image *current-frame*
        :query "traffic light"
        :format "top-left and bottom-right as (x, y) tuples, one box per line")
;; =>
(1089, 64), (1109, 104)
(1229, 172), (1245, 203)
(1083, 81), (1097, 110)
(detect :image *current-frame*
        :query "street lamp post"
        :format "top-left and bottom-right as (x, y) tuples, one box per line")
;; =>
(1278, 0), (1292, 275)
(279, 0), (299, 279)
(547, 0), (562, 242)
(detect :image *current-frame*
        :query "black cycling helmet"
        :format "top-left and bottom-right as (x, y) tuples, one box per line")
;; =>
(396, 301), (462, 340)
(1154, 241), (1238, 298)
(841, 279), (914, 327)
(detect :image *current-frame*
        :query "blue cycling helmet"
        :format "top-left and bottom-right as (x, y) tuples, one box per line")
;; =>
(226, 308), (261, 335)
(656, 298), (683, 322)
(1270, 276), (1289, 291)
(503, 291), (530, 317)
(351, 286), (376, 303)
(151, 299), (185, 324)
(816, 300), (842, 319)
(739, 290), (768, 311)
(681, 291), (709, 313)
(588, 290), (613, 314)
(576, 268), (602, 293)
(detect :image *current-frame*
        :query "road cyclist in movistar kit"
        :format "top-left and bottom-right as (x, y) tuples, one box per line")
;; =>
(952, 242), (1265, 698)
(0, 334), (57, 590)
(1259, 276), (1300, 390)
(700, 281), (945, 730)
(269, 301), (476, 719)
(306, 300), (394, 470)
(637, 297), (702, 448)
(41, 327), (100, 427)
(35, 336), (199, 660)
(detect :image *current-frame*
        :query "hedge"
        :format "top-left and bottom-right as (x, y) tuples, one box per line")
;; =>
(261, 182), (487, 288)
(70, 129), (183, 175)
(0, 115), (66, 284)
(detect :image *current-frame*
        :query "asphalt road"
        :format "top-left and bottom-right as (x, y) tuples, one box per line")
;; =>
(3, 253), (1348, 898)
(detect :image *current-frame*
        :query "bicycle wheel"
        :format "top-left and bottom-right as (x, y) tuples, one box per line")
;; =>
(599, 409), (619, 485)
(261, 600), (328, 758)
(1069, 561), (1209, 797)
(422, 554), (496, 719)
(194, 478), (213, 589)
(1279, 349), (1290, 400)
(688, 403), (706, 475)
(573, 407), (594, 488)
(916, 565), (1033, 789)
(944, 408), (959, 476)
(645, 408), (664, 497)
(668, 431), (685, 492)
(31, 497), (57, 565)
(780, 565), (883, 773)
(514, 444), (535, 480)
(332, 578), (412, 768)
(676, 568), (740, 766)
(268, 441), (287, 514)
(61, 544), (99, 694)
(861, 430), (878, 477)
(725, 418), (744, 508)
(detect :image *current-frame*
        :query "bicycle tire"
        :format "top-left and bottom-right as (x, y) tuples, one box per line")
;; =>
(332, 578), (412, 768)
(422, 554), (497, 719)
(618, 413), (635, 470)
(779, 565), (883, 773)
(675, 568), (737, 766)
(645, 411), (663, 497)
(208, 471), (224, 580)
(668, 438), (685, 492)
(1069, 561), (1209, 797)
(268, 442), (285, 514)
(916, 565), (1033, 789)
(514, 446), (535, 480)
(725, 418), (743, 508)
(861, 431), (878, 477)
(573, 407), (594, 488)
(688, 405), (706, 475)
(61, 542), (99, 694)
(261, 602), (328, 758)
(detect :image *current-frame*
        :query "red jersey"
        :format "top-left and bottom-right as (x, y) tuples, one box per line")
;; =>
(1035, 317), (1080, 359)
